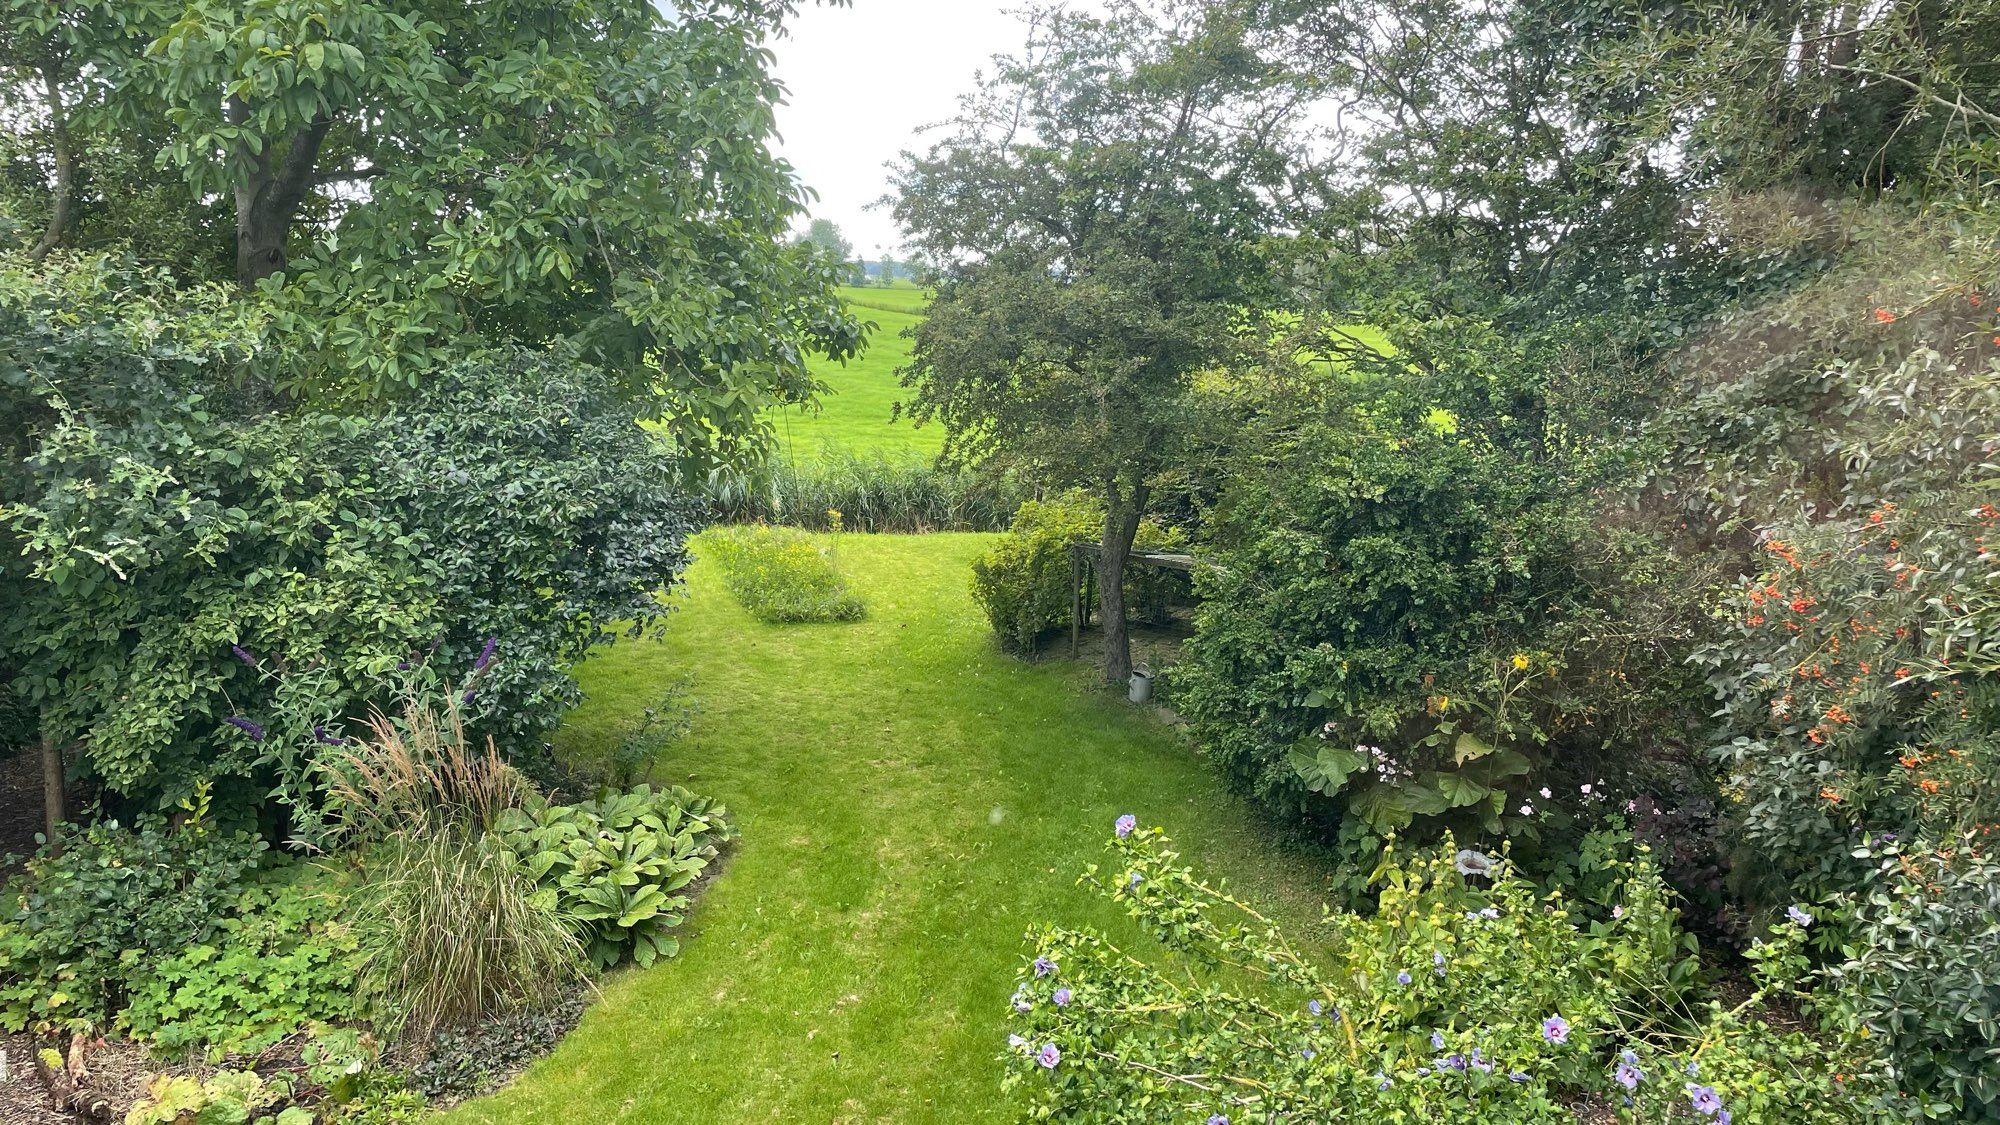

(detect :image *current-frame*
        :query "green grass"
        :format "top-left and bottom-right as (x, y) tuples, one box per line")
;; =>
(775, 286), (940, 459)
(446, 533), (1339, 1124)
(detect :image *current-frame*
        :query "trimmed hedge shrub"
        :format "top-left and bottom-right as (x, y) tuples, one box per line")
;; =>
(970, 494), (1185, 652)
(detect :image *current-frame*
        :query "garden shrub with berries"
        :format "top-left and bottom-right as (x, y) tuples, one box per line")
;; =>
(1004, 818), (1883, 1122)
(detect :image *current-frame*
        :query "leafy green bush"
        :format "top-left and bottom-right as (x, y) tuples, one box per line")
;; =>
(713, 450), (1023, 532)
(1, 257), (702, 813)
(1823, 842), (2000, 1118)
(1003, 818), (1878, 1122)
(1175, 323), (1707, 850)
(496, 784), (736, 970)
(0, 800), (270, 1034)
(120, 865), (362, 1059)
(970, 494), (1185, 652)
(701, 525), (866, 623)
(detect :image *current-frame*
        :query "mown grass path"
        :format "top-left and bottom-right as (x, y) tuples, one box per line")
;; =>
(448, 533), (1334, 1124)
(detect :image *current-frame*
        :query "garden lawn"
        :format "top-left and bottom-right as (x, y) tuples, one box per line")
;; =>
(772, 286), (941, 460)
(446, 532), (1338, 1124)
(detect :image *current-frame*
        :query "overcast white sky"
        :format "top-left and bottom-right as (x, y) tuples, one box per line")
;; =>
(768, 1), (1035, 260)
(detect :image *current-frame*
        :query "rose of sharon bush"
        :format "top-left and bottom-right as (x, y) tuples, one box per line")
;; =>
(1001, 819), (1882, 1122)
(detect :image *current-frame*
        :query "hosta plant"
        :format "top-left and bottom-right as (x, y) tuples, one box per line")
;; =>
(496, 785), (736, 970)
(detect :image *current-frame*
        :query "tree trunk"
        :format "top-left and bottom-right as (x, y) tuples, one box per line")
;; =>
(1097, 475), (1149, 687)
(231, 107), (335, 287)
(40, 733), (65, 852)
(234, 200), (291, 286)
(27, 64), (75, 262)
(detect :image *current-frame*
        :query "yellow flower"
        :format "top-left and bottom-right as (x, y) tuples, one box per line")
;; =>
(1511, 653), (1530, 671)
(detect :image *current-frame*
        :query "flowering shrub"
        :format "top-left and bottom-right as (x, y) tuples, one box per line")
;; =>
(702, 525), (866, 623)
(1176, 318), (1712, 854)
(1002, 819), (1879, 1122)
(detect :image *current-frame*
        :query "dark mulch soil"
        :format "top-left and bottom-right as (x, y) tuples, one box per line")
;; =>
(0, 1036), (69, 1125)
(0, 754), (48, 876)
(0, 1034), (159, 1125)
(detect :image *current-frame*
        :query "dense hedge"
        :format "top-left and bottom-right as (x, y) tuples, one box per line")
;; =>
(0, 256), (699, 817)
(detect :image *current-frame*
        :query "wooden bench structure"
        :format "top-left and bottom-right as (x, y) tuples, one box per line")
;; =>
(1067, 541), (1197, 657)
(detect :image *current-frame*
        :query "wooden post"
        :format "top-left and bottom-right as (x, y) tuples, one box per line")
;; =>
(1069, 545), (1083, 659)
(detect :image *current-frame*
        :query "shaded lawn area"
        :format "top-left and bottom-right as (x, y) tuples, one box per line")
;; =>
(773, 286), (941, 460)
(447, 533), (1338, 1124)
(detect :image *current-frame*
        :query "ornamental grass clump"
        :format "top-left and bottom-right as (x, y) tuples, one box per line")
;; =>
(331, 698), (586, 1047)
(1004, 818), (1884, 1122)
(353, 829), (587, 1048)
(701, 525), (865, 624)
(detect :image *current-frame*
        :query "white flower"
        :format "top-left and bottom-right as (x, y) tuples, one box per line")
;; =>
(1539, 787), (1552, 799)
(1519, 804), (1534, 816)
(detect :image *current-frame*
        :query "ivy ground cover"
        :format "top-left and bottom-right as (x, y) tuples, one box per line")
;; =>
(445, 532), (1333, 1122)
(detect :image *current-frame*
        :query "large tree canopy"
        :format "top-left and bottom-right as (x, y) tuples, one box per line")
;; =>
(0, 0), (862, 466)
(890, 0), (1314, 684)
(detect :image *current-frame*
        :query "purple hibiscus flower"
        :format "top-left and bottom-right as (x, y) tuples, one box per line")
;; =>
(1033, 957), (1056, 978)
(1053, 988), (1071, 1007)
(1037, 1043), (1061, 1069)
(1786, 904), (1814, 927)
(1396, 971), (1413, 986)
(1541, 1015), (1570, 1045)
(1689, 1085), (1724, 1116)
(1115, 813), (1136, 838)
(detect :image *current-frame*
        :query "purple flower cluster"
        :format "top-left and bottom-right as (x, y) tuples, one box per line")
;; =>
(230, 644), (258, 667)
(224, 716), (265, 741)
(474, 636), (499, 672)
(1688, 1084), (1728, 1120)
(1615, 1049), (1644, 1090)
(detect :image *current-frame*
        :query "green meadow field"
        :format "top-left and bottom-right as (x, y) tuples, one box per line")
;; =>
(771, 285), (942, 459)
